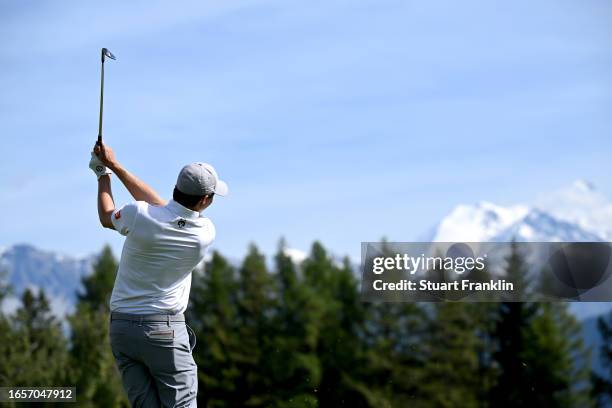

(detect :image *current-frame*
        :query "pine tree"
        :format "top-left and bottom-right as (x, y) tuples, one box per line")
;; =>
(9, 288), (69, 387)
(419, 302), (483, 408)
(187, 243), (322, 408)
(465, 263), (498, 406)
(522, 302), (593, 407)
(267, 239), (321, 407)
(361, 239), (427, 407)
(490, 241), (536, 407)
(302, 242), (372, 407)
(0, 311), (15, 389)
(490, 243), (594, 407)
(364, 301), (427, 407)
(187, 250), (242, 407)
(594, 312), (612, 407)
(234, 243), (277, 406)
(68, 245), (127, 407)
(0, 269), (14, 387)
(0, 273), (71, 408)
(78, 245), (117, 311)
(420, 247), (488, 407)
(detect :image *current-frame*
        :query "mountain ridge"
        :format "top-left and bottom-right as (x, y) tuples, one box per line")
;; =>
(428, 180), (608, 243)
(1, 180), (611, 321)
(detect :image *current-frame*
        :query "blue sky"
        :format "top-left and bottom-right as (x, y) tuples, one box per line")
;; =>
(1, 0), (611, 260)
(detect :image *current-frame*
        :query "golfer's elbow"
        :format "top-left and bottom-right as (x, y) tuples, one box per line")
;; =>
(99, 211), (115, 229)
(100, 219), (114, 229)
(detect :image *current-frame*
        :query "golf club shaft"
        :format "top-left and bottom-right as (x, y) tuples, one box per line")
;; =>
(98, 60), (105, 144)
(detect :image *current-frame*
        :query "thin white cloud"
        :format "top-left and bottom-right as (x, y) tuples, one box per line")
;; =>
(0, 0), (273, 58)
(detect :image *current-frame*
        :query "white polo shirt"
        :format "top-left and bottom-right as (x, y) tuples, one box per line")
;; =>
(109, 199), (215, 314)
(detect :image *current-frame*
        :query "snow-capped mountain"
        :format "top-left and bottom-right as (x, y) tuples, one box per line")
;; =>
(427, 180), (608, 243)
(423, 180), (612, 322)
(0, 244), (92, 317)
(491, 209), (603, 243)
(426, 201), (529, 242)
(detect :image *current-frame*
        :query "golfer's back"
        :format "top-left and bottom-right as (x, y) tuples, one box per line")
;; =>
(109, 199), (215, 314)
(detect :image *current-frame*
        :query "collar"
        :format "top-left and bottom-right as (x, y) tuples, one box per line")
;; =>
(166, 199), (200, 220)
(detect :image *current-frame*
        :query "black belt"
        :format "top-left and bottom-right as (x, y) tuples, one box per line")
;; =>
(110, 311), (185, 323)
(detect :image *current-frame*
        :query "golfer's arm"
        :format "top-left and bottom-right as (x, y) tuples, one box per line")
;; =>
(98, 175), (115, 229)
(112, 164), (167, 206)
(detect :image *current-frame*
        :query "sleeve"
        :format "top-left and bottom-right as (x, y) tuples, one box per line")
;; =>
(111, 202), (140, 236)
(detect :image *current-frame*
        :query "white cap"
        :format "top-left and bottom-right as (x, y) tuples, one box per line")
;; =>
(176, 162), (228, 197)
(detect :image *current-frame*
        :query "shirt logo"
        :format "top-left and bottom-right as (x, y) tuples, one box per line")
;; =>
(114, 211), (121, 220)
(178, 218), (186, 229)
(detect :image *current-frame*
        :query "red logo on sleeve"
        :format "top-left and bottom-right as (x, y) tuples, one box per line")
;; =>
(114, 211), (121, 220)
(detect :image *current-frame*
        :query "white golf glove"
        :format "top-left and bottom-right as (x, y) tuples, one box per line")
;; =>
(89, 152), (113, 179)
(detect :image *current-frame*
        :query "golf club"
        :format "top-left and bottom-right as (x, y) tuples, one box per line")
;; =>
(98, 47), (116, 145)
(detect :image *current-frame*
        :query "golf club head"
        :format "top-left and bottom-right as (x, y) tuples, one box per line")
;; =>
(101, 48), (116, 62)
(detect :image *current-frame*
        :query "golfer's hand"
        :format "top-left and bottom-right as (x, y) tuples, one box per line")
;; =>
(89, 152), (113, 179)
(93, 141), (119, 171)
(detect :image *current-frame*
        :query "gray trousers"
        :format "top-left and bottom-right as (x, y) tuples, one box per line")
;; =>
(109, 312), (198, 408)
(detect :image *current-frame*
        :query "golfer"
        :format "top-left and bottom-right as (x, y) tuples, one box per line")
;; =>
(89, 141), (228, 407)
